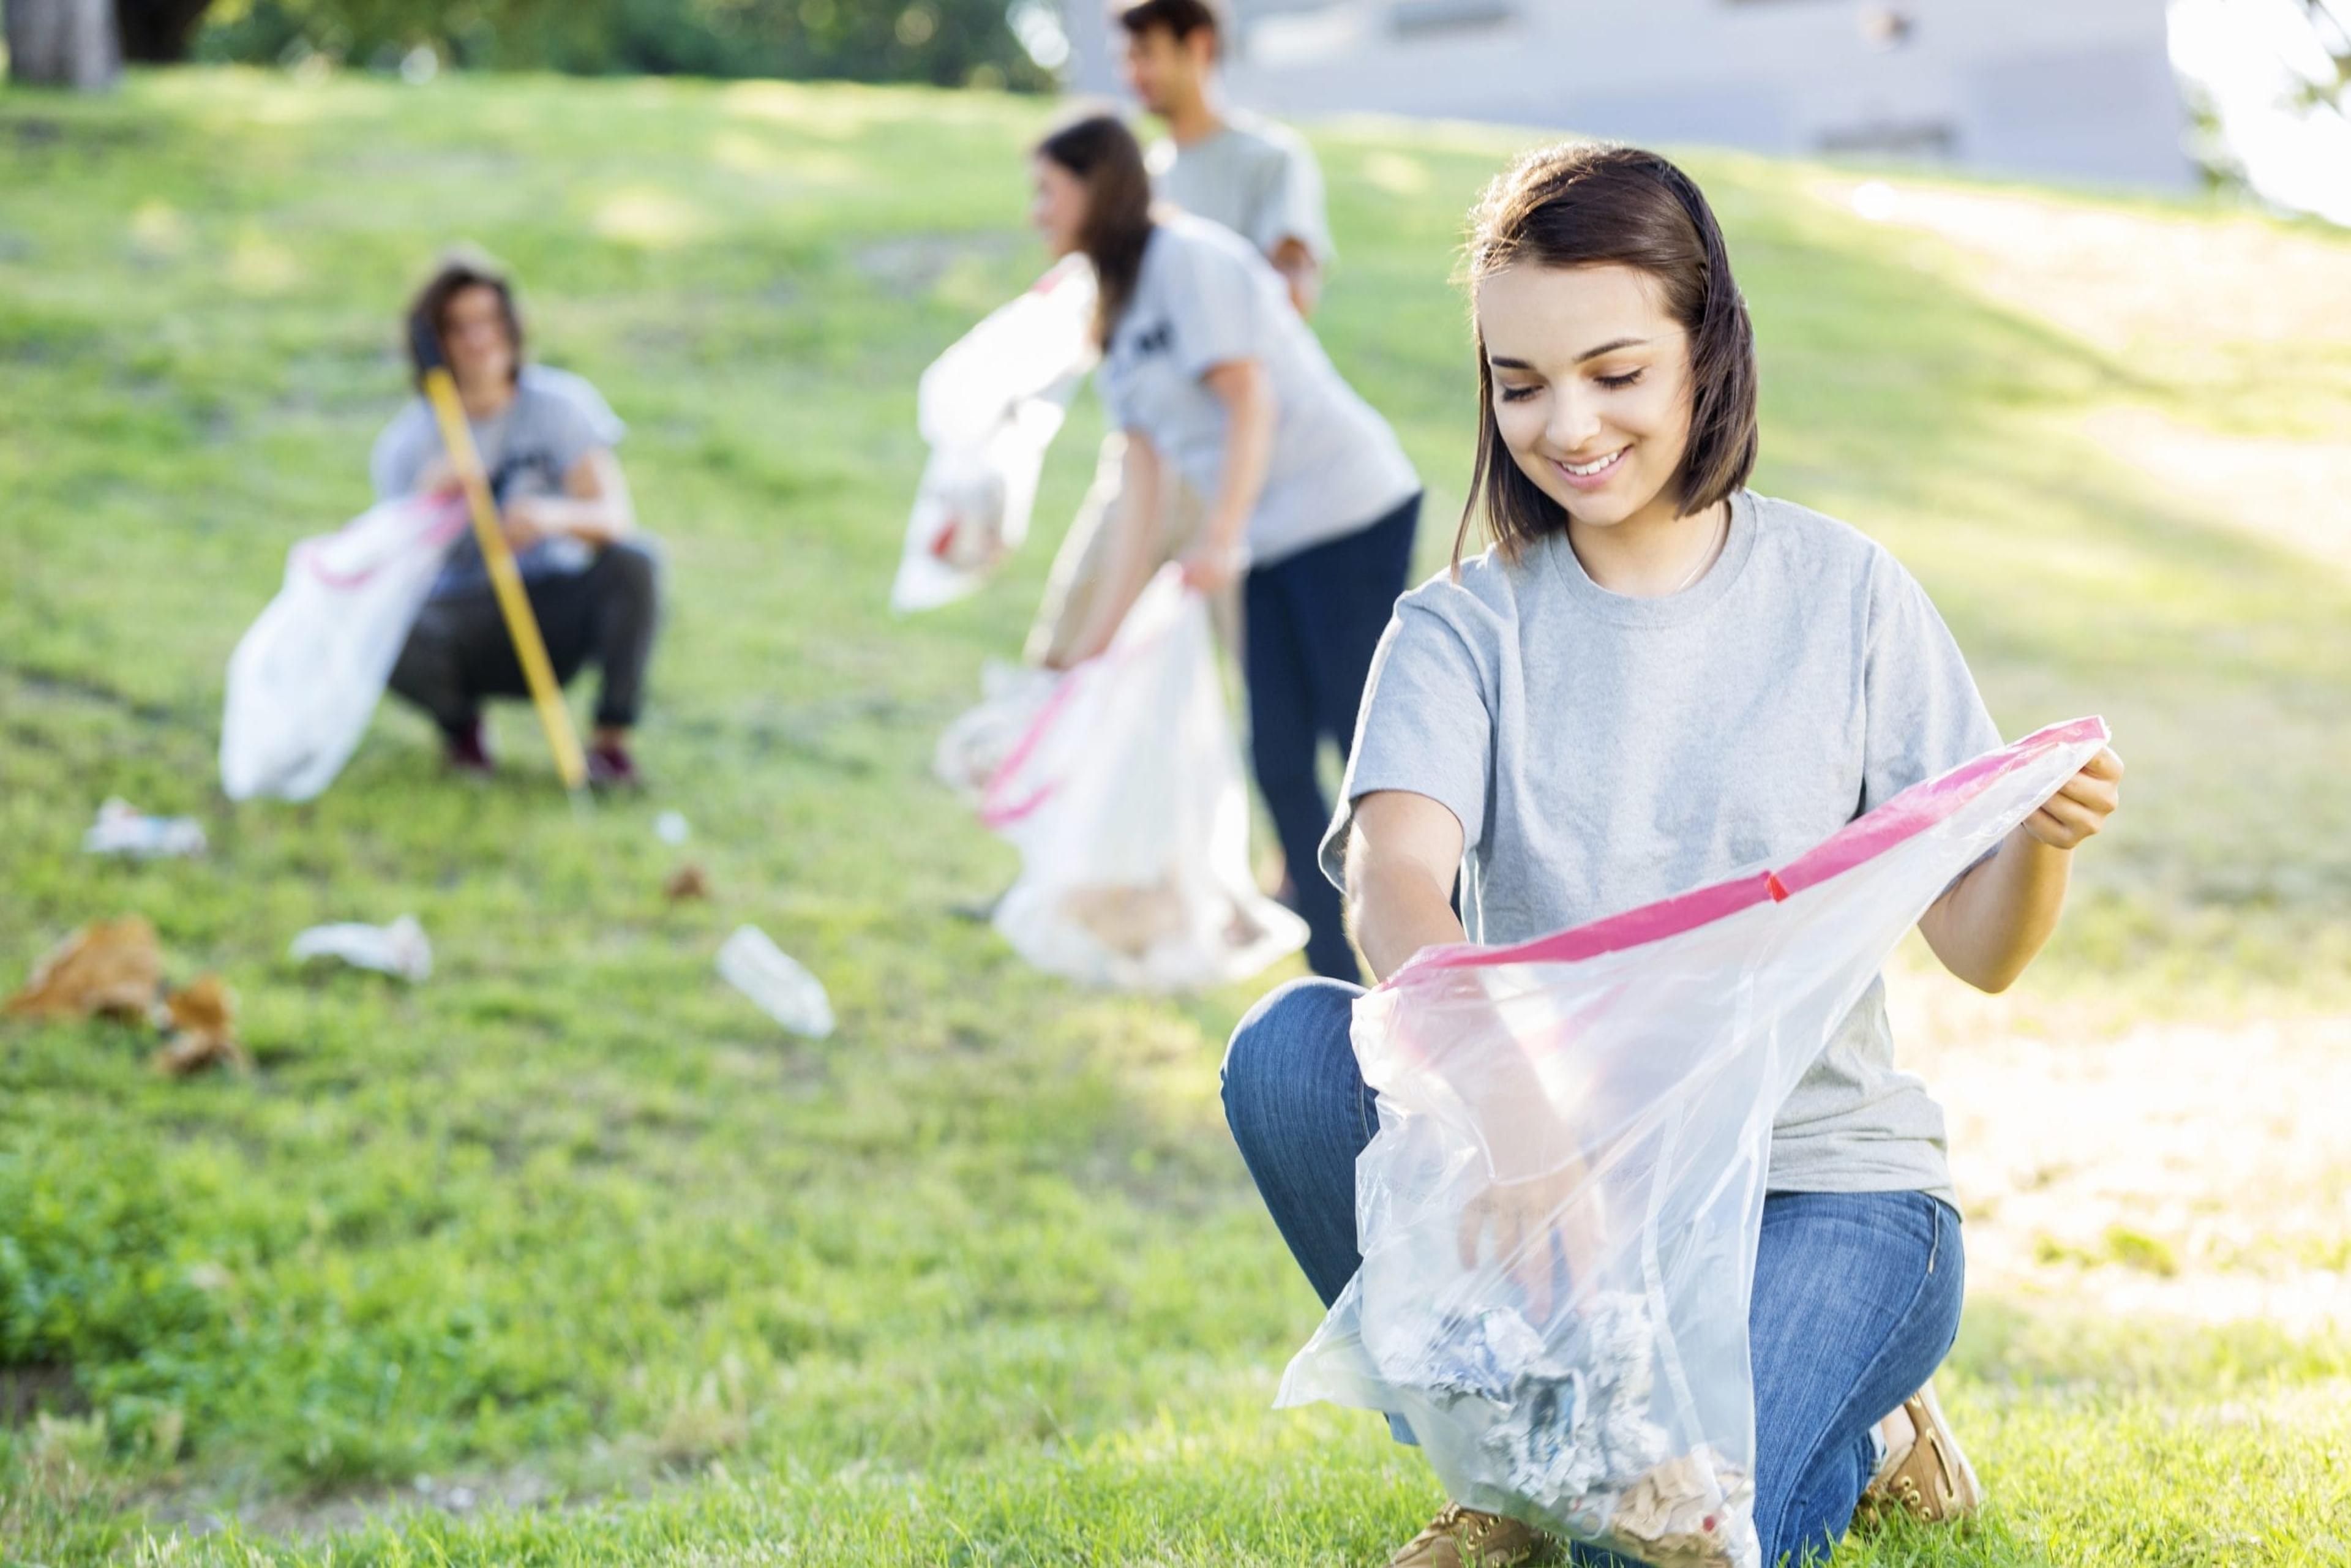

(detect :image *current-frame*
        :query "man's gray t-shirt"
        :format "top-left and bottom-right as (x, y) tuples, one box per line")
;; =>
(1097, 214), (1417, 567)
(1320, 491), (2001, 1206)
(369, 364), (624, 598)
(1149, 113), (1333, 264)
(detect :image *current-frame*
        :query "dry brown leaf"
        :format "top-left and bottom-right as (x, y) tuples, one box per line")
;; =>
(4, 918), (163, 1020)
(664, 863), (711, 901)
(152, 974), (247, 1076)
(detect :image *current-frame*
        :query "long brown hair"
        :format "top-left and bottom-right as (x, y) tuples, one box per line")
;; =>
(405, 250), (525, 391)
(1457, 143), (1758, 566)
(1034, 114), (1155, 346)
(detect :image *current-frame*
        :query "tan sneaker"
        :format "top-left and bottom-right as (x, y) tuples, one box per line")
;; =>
(1858, 1380), (1985, 1526)
(1386, 1503), (1553, 1567)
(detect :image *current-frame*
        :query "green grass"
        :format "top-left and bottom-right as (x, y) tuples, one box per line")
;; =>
(4, 67), (2349, 1566)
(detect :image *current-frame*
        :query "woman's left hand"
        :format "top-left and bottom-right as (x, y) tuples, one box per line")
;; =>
(2022, 746), (2124, 850)
(1179, 536), (1247, 595)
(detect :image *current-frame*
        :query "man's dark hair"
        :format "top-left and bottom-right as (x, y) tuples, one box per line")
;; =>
(405, 251), (525, 391)
(1112, 0), (1223, 50)
(1457, 143), (1760, 567)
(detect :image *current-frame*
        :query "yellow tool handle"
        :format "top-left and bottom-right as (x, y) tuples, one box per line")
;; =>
(421, 367), (589, 792)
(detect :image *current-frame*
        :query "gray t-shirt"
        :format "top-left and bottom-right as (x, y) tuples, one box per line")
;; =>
(1321, 491), (2001, 1206)
(369, 364), (624, 598)
(1149, 113), (1333, 264)
(1097, 214), (1417, 568)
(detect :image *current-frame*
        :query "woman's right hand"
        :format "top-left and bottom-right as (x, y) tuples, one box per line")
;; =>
(1457, 1145), (1606, 1326)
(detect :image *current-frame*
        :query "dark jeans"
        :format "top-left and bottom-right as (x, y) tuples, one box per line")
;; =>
(1243, 493), (1422, 983)
(389, 538), (661, 735)
(1221, 977), (1968, 1568)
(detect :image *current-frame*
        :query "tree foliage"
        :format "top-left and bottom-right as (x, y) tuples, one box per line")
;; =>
(187, 0), (1056, 88)
(116, 0), (217, 61)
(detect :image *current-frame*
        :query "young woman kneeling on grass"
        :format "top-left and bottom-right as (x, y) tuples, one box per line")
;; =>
(1030, 113), (1425, 985)
(1220, 144), (2124, 1568)
(372, 254), (659, 789)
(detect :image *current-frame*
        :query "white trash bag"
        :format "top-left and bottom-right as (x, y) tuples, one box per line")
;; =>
(981, 568), (1307, 991)
(1278, 718), (2112, 1568)
(891, 256), (1098, 613)
(221, 496), (467, 801)
(933, 660), (1063, 803)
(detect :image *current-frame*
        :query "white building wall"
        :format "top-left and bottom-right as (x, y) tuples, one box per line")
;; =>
(1080, 0), (2190, 188)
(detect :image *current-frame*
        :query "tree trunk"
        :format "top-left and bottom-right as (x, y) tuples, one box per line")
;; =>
(5, 0), (123, 87)
(115, 0), (214, 63)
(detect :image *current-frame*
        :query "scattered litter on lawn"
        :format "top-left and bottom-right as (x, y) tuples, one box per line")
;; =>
(82, 799), (207, 860)
(289, 915), (433, 983)
(717, 925), (834, 1040)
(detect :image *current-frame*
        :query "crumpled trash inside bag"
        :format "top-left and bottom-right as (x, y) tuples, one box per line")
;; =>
(6, 917), (165, 1019)
(718, 925), (835, 1040)
(154, 975), (247, 1075)
(288, 915), (433, 983)
(978, 568), (1307, 992)
(1395, 1296), (1751, 1564)
(934, 661), (1062, 805)
(1277, 718), (2112, 1567)
(83, 798), (208, 860)
(891, 257), (1098, 613)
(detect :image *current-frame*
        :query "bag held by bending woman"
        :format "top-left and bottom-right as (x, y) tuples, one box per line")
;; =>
(981, 567), (1307, 991)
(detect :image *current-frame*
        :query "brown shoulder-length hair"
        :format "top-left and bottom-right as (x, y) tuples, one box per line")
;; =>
(1457, 143), (1757, 567)
(1033, 113), (1156, 347)
(404, 251), (525, 391)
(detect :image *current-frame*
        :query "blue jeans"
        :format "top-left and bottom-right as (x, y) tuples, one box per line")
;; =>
(1242, 493), (1422, 983)
(1222, 978), (1967, 1568)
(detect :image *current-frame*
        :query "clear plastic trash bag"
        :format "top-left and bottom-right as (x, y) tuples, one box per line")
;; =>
(891, 257), (1098, 613)
(220, 496), (467, 801)
(1278, 717), (2112, 1568)
(980, 567), (1308, 991)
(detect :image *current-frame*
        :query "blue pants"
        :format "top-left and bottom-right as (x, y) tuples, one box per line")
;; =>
(1242, 493), (1422, 983)
(1221, 978), (1967, 1567)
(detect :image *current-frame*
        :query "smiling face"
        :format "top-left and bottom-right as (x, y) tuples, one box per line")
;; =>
(1475, 261), (1698, 531)
(1030, 154), (1088, 259)
(440, 283), (516, 390)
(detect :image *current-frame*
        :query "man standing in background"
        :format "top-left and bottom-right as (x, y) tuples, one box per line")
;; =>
(1125, 0), (1330, 318)
(1025, 0), (1335, 668)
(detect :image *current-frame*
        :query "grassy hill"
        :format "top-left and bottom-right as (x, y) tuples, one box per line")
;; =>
(3, 69), (2348, 1565)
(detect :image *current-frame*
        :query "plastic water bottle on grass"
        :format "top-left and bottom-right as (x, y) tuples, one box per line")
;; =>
(717, 925), (834, 1040)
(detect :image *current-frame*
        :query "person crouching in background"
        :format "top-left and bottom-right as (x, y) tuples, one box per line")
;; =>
(372, 253), (659, 788)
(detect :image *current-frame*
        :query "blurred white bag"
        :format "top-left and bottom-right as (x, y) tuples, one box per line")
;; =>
(933, 660), (1063, 803)
(980, 568), (1307, 991)
(220, 497), (465, 801)
(891, 256), (1098, 613)
(1277, 718), (2111, 1567)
